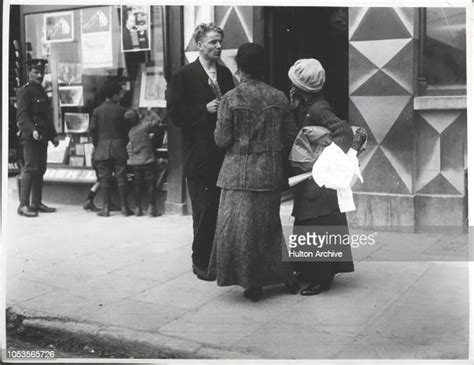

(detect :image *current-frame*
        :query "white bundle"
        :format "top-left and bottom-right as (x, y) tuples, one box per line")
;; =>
(311, 142), (363, 213)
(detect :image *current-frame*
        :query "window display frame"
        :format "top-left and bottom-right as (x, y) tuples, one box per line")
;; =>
(20, 5), (169, 183)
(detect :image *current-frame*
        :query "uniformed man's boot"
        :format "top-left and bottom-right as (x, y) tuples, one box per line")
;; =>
(119, 186), (133, 217)
(31, 175), (56, 212)
(16, 175), (21, 202)
(17, 205), (38, 217)
(30, 203), (56, 213)
(19, 171), (35, 217)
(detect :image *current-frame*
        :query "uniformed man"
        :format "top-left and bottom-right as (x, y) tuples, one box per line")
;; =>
(16, 58), (59, 217)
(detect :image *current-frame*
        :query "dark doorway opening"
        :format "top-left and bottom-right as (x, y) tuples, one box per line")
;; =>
(265, 7), (348, 119)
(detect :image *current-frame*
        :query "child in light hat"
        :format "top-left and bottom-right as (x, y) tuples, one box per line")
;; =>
(125, 108), (162, 217)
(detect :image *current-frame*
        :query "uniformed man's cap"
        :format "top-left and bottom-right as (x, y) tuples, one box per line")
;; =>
(25, 58), (48, 71)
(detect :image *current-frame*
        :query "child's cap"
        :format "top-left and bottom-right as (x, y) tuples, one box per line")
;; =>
(124, 109), (139, 124)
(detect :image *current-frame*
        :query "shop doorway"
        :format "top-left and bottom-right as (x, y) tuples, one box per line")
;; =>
(265, 7), (348, 119)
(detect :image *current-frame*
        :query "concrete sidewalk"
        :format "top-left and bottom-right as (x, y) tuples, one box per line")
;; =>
(4, 179), (469, 359)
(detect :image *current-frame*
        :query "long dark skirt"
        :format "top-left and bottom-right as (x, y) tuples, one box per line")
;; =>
(207, 189), (295, 289)
(293, 209), (354, 284)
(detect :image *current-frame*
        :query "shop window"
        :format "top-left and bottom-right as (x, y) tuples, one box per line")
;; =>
(419, 7), (466, 95)
(21, 6), (167, 176)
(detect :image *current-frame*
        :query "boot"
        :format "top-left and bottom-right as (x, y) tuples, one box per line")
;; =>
(300, 281), (331, 296)
(17, 205), (38, 217)
(16, 175), (22, 202)
(97, 187), (111, 217)
(30, 203), (56, 213)
(97, 205), (110, 217)
(83, 200), (100, 212)
(134, 206), (143, 217)
(83, 188), (99, 212)
(19, 171), (34, 208)
(146, 204), (162, 217)
(243, 287), (263, 302)
(146, 181), (156, 217)
(119, 186), (133, 216)
(134, 183), (142, 216)
(31, 174), (46, 211)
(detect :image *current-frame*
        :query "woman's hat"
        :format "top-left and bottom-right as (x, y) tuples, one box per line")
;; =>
(288, 58), (325, 93)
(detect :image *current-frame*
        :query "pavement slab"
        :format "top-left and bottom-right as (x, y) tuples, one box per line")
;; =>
(110, 248), (191, 283)
(339, 261), (432, 293)
(14, 291), (104, 320)
(81, 299), (188, 332)
(6, 278), (57, 305)
(135, 272), (232, 310)
(232, 323), (355, 359)
(56, 272), (160, 306)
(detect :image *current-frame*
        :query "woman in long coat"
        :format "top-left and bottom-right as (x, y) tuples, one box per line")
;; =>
(288, 58), (355, 295)
(207, 43), (299, 301)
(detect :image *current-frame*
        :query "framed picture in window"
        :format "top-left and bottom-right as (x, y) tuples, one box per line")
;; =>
(59, 86), (83, 107)
(44, 11), (74, 43)
(64, 112), (89, 133)
(138, 65), (167, 108)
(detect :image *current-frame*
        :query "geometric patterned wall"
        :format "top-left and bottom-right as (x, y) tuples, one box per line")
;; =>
(415, 110), (466, 195)
(349, 8), (416, 195)
(183, 6), (253, 78)
(349, 7), (466, 227)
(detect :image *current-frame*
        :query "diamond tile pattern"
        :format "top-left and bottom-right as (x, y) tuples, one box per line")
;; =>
(349, 8), (415, 195)
(183, 5), (252, 73)
(351, 7), (412, 41)
(416, 111), (466, 195)
(350, 7), (466, 203)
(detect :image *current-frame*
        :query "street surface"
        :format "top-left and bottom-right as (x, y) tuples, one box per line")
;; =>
(4, 178), (469, 359)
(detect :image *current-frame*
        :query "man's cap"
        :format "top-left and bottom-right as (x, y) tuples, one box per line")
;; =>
(25, 58), (48, 70)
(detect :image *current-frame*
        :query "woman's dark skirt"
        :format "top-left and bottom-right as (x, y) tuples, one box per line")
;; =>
(207, 188), (295, 289)
(293, 209), (354, 284)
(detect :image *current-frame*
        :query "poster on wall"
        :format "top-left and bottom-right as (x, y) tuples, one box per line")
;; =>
(58, 86), (83, 107)
(81, 7), (113, 69)
(121, 6), (151, 52)
(139, 66), (167, 108)
(64, 113), (89, 133)
(44, 12), (74, 43)
(81, 7), (111, 33)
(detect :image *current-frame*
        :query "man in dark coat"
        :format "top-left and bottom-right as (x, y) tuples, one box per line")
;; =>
(16, 59), (59, 217)
(89, 81), (131, 217)
(166, 23), (234, 279)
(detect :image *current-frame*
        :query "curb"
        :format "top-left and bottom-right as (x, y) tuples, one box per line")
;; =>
(7, 306), (257, 360)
